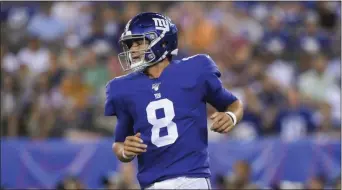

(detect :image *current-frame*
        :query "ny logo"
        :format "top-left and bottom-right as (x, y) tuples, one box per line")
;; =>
(152, 18), (170, 32)
(152, 82), (161, 91)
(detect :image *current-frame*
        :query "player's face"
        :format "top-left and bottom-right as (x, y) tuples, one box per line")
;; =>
(129, 39), (149, 63)
(118, 36), (154, 72)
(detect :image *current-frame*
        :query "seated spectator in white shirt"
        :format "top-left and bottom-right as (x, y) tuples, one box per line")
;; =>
(17, 36), (50, 77)
(298, 54), (339, 119)
(1, 44), (20, 73)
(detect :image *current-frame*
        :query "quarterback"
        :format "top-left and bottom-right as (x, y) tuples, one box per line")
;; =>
(105, 12), (243, 189)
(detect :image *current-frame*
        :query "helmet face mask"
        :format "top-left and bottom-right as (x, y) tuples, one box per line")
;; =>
(117, 12), (178, 73)
(118, 33), (157, 72)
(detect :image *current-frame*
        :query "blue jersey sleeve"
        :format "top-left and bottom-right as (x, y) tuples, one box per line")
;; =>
(104, 80), (134, 142)
(114, 108), (134, 142)
(105, 81), (116, 116)
(200, 54), (238, 112)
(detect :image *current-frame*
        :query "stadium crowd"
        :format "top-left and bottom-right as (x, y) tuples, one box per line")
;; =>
(1, 1), (340, 141)
(0, 2), (341, 189)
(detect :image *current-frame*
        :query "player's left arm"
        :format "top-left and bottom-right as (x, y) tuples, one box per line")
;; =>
(202, 55), (244, 133)
(206, 81), (243, 133)
(210, 98), (243, 133)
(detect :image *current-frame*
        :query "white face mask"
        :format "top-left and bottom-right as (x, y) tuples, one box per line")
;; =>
(118, 35), (156, 72)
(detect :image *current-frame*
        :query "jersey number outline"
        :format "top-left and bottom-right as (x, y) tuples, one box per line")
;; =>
(146, 98), (178, 147)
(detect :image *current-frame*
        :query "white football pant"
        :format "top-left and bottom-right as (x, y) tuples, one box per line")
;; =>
(145, 176), (211, 189)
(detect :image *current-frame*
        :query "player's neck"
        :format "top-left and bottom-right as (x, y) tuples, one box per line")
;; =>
(145, 59), (170, 79)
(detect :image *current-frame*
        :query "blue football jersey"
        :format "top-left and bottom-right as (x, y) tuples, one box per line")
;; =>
(105, 54), (237, 188)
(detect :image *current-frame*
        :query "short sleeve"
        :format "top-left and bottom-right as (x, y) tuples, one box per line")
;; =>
(201, 54), (238, 111)
(114, 108), (134, 142)
(104, 81), (116, 116)
(104, 80), (134, 141)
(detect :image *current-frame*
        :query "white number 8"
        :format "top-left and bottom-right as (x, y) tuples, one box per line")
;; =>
(146, 98), (178, 147)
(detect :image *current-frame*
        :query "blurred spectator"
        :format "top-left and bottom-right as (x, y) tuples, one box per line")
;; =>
(0, 1), (339, 142)
(314, 103), (340, 134)
(27, 73), (61, 138)
(220, 37), (252, 87)
(183, 3), (218, 52)
(4, 3), (33, 47)
(47, 52), (65, 88)
(261, 10), (292, 55)
(230, 88), (263, 140)
(273, 88), (317, 141)
(0, 2), (340, 189)
(298, 54), (337, 108)
(277, 2), (302, 27)
(101, 7), (119, 39)
(265, 51), (295, 89)
(59, 71), (91, 110)
(51, 2), (81, 32)
(316, 2), (339, 31)
(258, 75), (285, 108)
(1, 75), (19, 137)
(17, 36), (50, 78)
(231, 3), (264, 44)
(102, 163), (139, 189)
(1, 44), (20, 73)
(225, 160), (259, 189)
(82, 20), (112, 56)
(299, 11), (331, 55)
(81, 49), (110, 95)
(58, 44), (82, 72)
(27, 2), (66, 42)
(306, 175), (325, 190)
(50, 106), (79, 138)
(56, 176), (85, 190)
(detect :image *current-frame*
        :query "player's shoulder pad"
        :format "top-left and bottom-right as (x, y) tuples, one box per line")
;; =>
(181, 54), (220, 77)
(105, 73), (133, 97)
(105, 78), (116, 99)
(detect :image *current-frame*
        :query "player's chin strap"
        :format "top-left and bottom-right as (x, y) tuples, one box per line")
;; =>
(122, 149), (136, 159)
(225, 112), (237, 126)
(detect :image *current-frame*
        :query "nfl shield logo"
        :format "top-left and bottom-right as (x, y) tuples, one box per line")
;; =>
(152, 83), (161, 91)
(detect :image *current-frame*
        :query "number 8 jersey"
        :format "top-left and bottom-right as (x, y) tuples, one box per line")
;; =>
(104, 54), (238, 188)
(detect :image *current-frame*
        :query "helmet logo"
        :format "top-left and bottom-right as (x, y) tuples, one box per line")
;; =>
(152, 18), (170, 32)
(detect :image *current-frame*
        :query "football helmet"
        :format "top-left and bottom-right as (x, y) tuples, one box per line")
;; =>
(118, 12), (178, 72)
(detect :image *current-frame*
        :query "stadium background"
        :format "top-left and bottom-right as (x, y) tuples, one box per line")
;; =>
(0, 1), (341, 189)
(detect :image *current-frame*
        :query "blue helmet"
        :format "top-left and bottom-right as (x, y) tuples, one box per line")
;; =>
(118, 12), (178, 72)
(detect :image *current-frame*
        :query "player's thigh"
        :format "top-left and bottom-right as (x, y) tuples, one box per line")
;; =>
(177, 177), (211, 189)
(146, 177), (211, 189)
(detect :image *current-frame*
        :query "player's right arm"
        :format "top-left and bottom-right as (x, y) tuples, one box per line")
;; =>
(105, 80), (147, 163)
(113, 133), (147, 163)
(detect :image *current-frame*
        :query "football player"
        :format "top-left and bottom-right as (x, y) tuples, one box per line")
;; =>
(105, 12), (243, 189)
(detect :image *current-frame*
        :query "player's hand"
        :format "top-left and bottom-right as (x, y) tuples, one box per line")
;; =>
(123, 133), (148, 158)
(210, 112), (235, 133)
